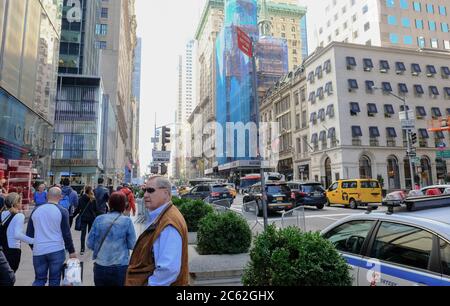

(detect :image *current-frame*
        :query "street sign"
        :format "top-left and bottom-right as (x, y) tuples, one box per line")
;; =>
(401, 119), (415, 130)
(236, 27), (253, 58)
(152, 150), (171, 163)
(436, 150), (450, 159)
(399, 110), (415, 121)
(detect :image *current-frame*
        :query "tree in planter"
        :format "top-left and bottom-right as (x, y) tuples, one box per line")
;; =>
(178, 200), (214, 232)
(242, 225), (352, 286)
(197, 211), (252, 255)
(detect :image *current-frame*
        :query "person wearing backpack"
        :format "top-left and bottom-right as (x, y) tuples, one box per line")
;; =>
(0, 193), (34, 273)
(60, 179), (79, 228)
(73, 186), (98, 255)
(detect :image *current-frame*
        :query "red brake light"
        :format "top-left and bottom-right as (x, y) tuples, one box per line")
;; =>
(211, 192), (220, 197)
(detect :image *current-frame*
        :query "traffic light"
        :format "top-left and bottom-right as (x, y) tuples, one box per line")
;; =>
(160, 164), (168, 176)
(411, 132), (418, 145)
(161, 126), (171, 150)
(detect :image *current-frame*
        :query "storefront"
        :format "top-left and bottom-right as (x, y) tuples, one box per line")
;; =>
(0, 88), (53, 203)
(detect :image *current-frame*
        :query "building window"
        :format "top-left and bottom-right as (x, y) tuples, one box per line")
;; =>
(413, 2), (421, 12)
(382, 82), (393, 92)
(400, 0), (408, 9)
(363, 58), (373, 71)
(318, 109), (326, 121)
(429, 21), (437, 31)
(416, 106), (427, 118)
(386, 0), (395, 8)
(439, 6), (447, 16)
(401, 17), (411, 28)
(414, 84), (424, 95)
(101, 7), (108, 18)
(431, 38), (439, 48)
(385, 104), (395, 117)
(326, 104), (335, 118)
(404, 36), (413, 44)
(444, 40), (450, 50)
(352, 126), (363, 146)
(350, 102), (361, 116)
(323, 59), (332, 73)
(431, 107), (442, 118)
(367, 103), (378, 116)
(388, 15), (397, 25)
(380, 60), (390, 72)
(389, 33), (399, 44)
(310, 113), (317, 125)
(325, 82), (334, 95)
(346, 57), (357, 69)
(445, 87), (450, 98)
(308, 92), (316, 104)
(362, 5), (368, 14)
(369, 127), (380, 146)
(426, 65), (437, 77)
(427, 4), (434, 13)
(365, 80), (375, 93)
(417, 36), (426, 48)
(316, 87), (324, 100)
(364, 22), (370, 31)
(416, 19), (424, 29)
(395, 62), (406, 74)
(348, 79), (359, 90)
(411, 63), (422, 75)
(315, 66), (323, 78)
(398, 83), (408, 94)
(441, 23), (449, 33)
(95, 24), (108, 35)
(429, 86), (440, 96)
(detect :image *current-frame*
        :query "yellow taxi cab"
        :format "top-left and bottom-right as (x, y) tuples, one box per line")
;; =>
(178, 186), (191, 196)
(326, 179), (382, 209)
(226, 184), (237, 198)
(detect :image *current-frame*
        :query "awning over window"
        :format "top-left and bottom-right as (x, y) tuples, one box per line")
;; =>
(367, 103), (378, 114)
(416, 106), (427, 117)
(419, 129), (429, 138)
(366, 80), (375, 91)
(396, 62), (406, 72)
(414, 84), (424, 94)
(429, 86), (440, 96)
(432, 107), (442, 117)
(369, 127), (380, 138)
(384, 104), (395, 115)
(350, 102), (361, 113)
(352, 126), (362, 137)
(346, 56), (356, 67)
(386, 127), (397, 138)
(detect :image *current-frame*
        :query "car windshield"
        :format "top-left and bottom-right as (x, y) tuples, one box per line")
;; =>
(241, 179), (260, 188)
(212, 186), (229, 192)
(267, 185), (290, 194)
(302, 184), (324, 193)
(361, 181), (380, 188)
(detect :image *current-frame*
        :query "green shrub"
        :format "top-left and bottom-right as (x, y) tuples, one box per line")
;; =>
(242, 225), (352, 286)
(178, 200), (214, 232)
(197, 211), (252, 255)
(172, 197), (189, 208)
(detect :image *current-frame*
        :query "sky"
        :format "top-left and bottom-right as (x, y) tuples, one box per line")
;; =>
(135, 0), (319, 176)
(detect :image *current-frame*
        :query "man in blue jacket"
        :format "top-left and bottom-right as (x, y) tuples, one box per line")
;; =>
(94, 178), (109, 216)
(60, 179), (79, 228)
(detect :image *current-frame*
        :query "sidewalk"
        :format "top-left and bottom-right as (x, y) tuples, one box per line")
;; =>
(15, 207), (146, 286)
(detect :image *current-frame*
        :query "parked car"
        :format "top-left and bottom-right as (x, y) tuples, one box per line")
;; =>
(243, 182), (294, 217)
(326, 179), (382, 209)
(171, 185), (179, 198)
(181, 184), (233, 204)
(321, 201), (450, 286)
(287, 181), (327, 210)
(421, 185), (450, 195)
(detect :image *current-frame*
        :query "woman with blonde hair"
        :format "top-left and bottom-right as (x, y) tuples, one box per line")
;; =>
(0, 193), (34, 272)
(73, 186), (98, 255)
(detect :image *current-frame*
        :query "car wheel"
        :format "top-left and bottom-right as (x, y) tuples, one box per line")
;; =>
(316, 204), (324, 210)
(349, 199), (358, 210)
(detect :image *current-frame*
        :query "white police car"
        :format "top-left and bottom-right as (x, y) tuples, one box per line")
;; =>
(321, 199), (450, 286)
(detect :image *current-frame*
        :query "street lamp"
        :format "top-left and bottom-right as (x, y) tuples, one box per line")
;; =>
(372, 86), (416, 189)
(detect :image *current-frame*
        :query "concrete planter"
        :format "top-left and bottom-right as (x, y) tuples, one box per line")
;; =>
(188, 232), (198, 245)
(188, 245), (250, 286)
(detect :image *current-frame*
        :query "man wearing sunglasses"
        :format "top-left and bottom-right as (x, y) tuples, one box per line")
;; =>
(126, 176), (189, 286)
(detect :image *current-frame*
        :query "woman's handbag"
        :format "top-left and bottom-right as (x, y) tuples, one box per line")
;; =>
(75, 202), (90, 232)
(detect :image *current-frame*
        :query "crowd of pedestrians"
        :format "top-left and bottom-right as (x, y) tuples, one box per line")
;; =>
(0, 175), (188, 287)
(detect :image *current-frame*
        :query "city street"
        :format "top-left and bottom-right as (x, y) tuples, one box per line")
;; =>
(229, 194), (385, 233)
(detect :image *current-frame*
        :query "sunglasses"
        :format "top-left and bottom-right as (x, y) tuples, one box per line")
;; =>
(143, 187), (167, 194)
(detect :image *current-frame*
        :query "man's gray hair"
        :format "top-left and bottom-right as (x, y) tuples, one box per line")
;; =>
(148, 176), (172, 190)
(48, 187), (62, 199)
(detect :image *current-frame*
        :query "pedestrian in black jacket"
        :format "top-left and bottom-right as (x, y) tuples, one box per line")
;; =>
(0, 247), (15, 286)
(73, 186), (98, 255)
